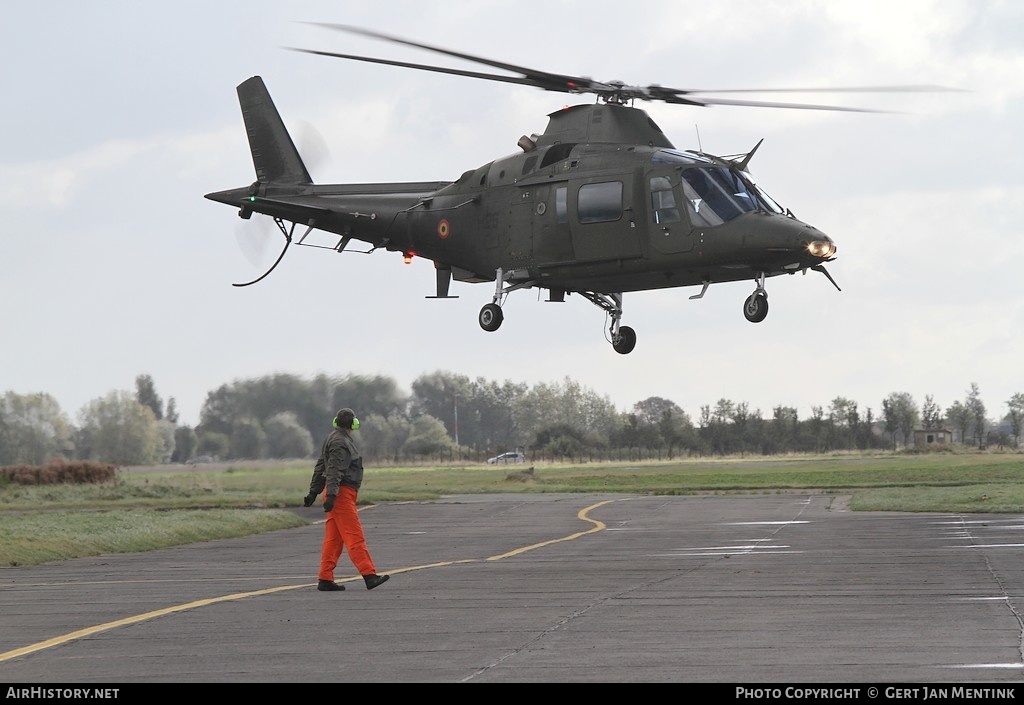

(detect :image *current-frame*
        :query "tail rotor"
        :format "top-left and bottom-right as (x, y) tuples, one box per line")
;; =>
(228, 110), (331, 284)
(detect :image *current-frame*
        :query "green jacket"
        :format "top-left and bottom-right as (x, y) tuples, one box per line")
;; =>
(308, 428), (364, 497)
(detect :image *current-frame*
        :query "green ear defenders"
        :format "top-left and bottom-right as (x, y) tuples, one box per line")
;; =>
(333, 409), (360, 430)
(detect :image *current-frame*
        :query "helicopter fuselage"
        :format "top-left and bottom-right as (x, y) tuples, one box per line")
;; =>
(206, 78), (839, 354)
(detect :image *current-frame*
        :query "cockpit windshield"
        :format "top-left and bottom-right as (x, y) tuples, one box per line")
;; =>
(650, 150), (787, 225)
(745, 173), (786, 216)
(680, 166), (786, 225)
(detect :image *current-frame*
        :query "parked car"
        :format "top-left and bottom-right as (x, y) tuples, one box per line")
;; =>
(487, 451), (526, 465)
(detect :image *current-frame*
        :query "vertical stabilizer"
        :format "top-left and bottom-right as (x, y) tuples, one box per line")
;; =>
(237, 76), (312, 184)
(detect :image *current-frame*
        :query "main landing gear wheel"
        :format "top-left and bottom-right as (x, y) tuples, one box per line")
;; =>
(612, 325), (637, 354)
(743, 292), (769, 323)
(479, 303), (504, 332)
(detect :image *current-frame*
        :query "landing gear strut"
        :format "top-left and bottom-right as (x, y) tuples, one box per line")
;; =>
(478, 267), (533, 333)
(580, 291), (636, 354)
(478, 269), (638, 353)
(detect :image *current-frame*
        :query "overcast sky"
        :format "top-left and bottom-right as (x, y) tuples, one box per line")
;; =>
(2, 0), (1021, 429)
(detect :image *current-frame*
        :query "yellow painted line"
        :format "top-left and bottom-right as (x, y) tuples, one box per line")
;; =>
(0, 583), (304, 662)
(0, 498), (622, 664)
(487, 498), (614, 560)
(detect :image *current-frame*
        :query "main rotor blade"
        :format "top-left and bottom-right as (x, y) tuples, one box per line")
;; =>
(303, 22), (598, 95)
(295, 23), (964, 110)
(660, 95), (890, 113)
(648, 83), (964, 110)
(285, 48), (552, 91)
(660, 84), (966, 95)
(648, 83), (964, 112)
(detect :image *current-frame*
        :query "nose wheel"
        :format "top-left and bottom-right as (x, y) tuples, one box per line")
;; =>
(743, 273), (769, 323)
(743, 292), (768, 323)
(479, 303), (503, 332)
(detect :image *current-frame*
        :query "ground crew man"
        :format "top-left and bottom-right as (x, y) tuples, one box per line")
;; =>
(303, 408), (390, 592)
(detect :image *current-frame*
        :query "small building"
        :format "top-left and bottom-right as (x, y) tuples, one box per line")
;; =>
(913, 428), (954, 448)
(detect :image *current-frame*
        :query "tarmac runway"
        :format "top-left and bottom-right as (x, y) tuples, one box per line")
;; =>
(2, 493), (1024, 690)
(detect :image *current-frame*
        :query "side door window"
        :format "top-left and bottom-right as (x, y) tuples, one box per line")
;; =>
(578, 181), (623, 223)
(569, 177), (639, 260)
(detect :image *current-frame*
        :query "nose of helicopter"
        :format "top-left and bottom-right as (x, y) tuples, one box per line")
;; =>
(776, 216), (836, 262)
(750, 215), (837, 272)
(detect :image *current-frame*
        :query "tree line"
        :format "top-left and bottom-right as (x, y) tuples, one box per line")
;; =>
(1, 373), (1022, 467)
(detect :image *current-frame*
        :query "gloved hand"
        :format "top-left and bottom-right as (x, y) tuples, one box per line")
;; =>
(323, 494), (336, 512)
(303, 492), (317, 507)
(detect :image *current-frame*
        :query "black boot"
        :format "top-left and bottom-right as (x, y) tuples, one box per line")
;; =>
(317, 579), (345, 592)
(363, 574), (390, 590)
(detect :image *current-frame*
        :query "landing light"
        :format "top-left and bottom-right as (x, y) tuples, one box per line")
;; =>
(806, 240), (835, 258)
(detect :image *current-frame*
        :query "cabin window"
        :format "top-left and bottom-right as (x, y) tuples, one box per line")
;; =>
(555, 187), (568, 224)
(650, 176), (680, 224)
(578, 181), (622, 224)
(541, 143), (577, 169)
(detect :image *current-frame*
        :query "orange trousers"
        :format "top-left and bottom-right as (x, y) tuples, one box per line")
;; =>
(318, 485), (377, 581)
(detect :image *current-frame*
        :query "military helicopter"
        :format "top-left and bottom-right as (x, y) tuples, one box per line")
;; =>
(206, 24), (950, 354)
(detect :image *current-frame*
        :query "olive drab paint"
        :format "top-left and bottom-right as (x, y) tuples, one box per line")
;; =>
(207, 25), (950, 354)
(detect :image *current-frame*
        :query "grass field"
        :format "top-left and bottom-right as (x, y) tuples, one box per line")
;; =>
(2, 449), (1022, 567)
